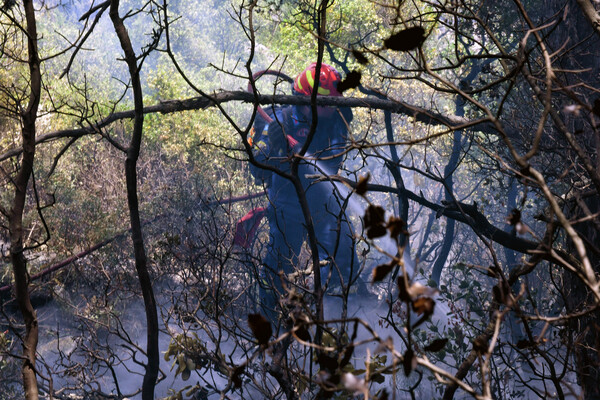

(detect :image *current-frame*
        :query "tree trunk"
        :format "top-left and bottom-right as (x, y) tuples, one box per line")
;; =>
(9, 1), (41, 398)
(555, 2), (600, 397)
(565, 195), (600, 399)
(109, 1), (159, 398)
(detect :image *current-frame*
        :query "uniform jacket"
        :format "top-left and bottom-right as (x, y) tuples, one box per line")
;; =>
(251, 105), (353, 208)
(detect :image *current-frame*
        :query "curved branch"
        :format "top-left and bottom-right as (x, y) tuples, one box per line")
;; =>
(331, 176), (580, 269)
(0, 92), (511, 162)
(576, 0), (600, 39)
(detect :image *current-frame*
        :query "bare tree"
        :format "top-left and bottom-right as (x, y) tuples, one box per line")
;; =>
(2, 1), (42, 398)
(107, 1), (161, 397)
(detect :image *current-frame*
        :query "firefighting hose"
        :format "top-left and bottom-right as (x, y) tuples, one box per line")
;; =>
(248, 69), (293, 124)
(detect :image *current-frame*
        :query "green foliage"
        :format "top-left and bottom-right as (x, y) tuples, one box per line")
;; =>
(161, 384), (209, 400)
(0, 329), (20, 398)
(164, 332), (209, 381)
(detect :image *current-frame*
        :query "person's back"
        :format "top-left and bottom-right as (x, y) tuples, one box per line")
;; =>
(251, 63), (360, 324)
(266, 104), (352, 208)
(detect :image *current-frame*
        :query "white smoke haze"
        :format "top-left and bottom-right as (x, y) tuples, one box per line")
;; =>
(25, 184), (456, 399)
(1, 0), (590, 399)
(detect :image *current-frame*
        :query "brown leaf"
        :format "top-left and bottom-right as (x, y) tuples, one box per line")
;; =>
(318, 353), (339, 372)
(387, 216), (407, 238)
(506, 208), (521, 225)
(337, 70), (362, 94)
(402, 348), (416, 376)
(231, 364), (245, 388)
(377, 389), (389, 400)
(364, 204), (385, 227)
(516, 339), (533, 349)
(515, 222), (529, 235)
(364, 205), (386, 238)
(294, 323), (312, 342)
(593, 98), (600, 117)
(473, 336), (488, 353)
(342, 371), (368, 392)
(397, 276), (411, 302)
(412, 297), (435, 316)
(355, 173), (370, 196)
(384, 27), (426, 52)
(352, 49), (370, 65)
(248, 313), (272, 346)
(371, 372), (385, 384)
(424, 338), (448, 352)
(372, 261), (397, 282)
(493, 280), (512, 306)
(407, 282), (438, 299)
(492, 285), (502, 304)
(367, 224), (387, 239)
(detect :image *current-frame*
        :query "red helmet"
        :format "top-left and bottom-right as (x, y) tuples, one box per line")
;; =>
(293, 62), (342, 97)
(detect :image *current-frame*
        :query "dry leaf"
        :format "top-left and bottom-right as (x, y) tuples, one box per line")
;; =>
(384, 27), (426, 51)
(424, 338), (448, 352)
(372, 261), (397, 282)
(506, 208), (521, 225)
(397, 276), (411, 302)
(412, 297), (435, 316)
(342, 372), (367, 394)
(294, 323), (312, 342)
(355, 173), (370, 196)
(367, 225), (387, 239)
(318, 353), (339, 372)
(387, 216), (407, 238)
(352, 49), (370, 65)
(593, 98), (600, 117)
(364, 204), (385, 227)
(407, 282), (438, 299)
(248, 313), (272, 346)
(337, 70), (362, 94)
(515, 222), (530, 235)
(364, 204), (387, 238)
(231, 364), (245, 388)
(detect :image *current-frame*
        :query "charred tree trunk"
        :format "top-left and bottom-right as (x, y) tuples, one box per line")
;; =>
(383, 110), (409, 238)
(109, 1), (159, 398)
(431, 57), (488, 284)
(565, 195), (600, 400)
(503, 178), (525, 343)
(430, 88), (465, 284)
(555, 2), (600, 398)
(8, 1), (41, 398)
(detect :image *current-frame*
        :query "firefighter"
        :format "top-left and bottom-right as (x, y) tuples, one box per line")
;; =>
(251, 62), (361, 322)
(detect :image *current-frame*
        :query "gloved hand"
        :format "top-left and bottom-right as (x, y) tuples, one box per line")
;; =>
(267, 122), (287, 156)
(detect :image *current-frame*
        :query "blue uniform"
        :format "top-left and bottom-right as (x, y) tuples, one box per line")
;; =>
(251, 105), (360, 318)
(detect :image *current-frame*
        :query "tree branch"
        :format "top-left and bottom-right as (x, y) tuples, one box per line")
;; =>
(576, 0), (600, 39)
(0, 92), (510, 162)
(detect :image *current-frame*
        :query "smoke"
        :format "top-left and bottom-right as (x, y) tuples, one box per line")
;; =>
(305, 154), (451, 323)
